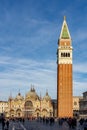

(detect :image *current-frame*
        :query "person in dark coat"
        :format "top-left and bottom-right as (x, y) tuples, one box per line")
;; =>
(6, 119), (9, 129)
(1, 118), (5, 130)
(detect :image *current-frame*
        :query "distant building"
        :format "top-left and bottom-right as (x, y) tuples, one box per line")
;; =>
(0, 101), (8, 114)
(52, 99), (57, 117)
(52, 96), (82, 118)
(5, 87), (53, 118)
(73, 96), (83, 118)
(79, 91), (87, 118)
(0, 89), (85, 119)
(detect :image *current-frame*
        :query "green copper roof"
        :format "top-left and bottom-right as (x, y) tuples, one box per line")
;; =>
(61, 24), (70, 39)
(60, 17), (71, 39)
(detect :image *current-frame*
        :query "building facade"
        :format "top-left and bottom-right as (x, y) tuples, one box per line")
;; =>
(4, 87), (53, 118)
(73, 96), (83, 118)
(57, 17), (73, 117)
(51, 96), (82, 118)
(0, 101), (8, 114)
(79, 91), (87, 118)
(0, 92), (84, 119)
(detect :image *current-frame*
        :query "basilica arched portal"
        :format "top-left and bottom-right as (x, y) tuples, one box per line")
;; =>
(24, 100), (34, 118)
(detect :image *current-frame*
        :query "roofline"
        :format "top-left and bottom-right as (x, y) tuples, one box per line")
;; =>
(59, 17), (71, 39)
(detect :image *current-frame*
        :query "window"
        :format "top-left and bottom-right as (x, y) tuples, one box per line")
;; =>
(68, 53), (70, 57)
(25, 101), (33, 109)
(66, 53), (67, 57)
(74, 101), (77, 105)
(64, 53), (66, 57)
(61, 52), (70, 57)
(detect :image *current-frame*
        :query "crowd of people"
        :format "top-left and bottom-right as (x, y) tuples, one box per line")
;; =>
(1, 117), (9, 130)
(0, 116), (87, 130)
(79, 118), (87, 130)
(37, 116), (87, 130)
(58, 117), (77, 129)
(37, 116), (55, 125)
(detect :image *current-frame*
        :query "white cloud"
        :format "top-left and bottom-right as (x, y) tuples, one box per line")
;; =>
(0, 55), (87, 100)
(73, 62), (87, 96)
(73, 81), (87, 96)
(0, 56), (57, 100)
(73, 62), (87, 73)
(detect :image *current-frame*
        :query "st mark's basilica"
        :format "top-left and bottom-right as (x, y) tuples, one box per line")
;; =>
(5, 86), (53, 118)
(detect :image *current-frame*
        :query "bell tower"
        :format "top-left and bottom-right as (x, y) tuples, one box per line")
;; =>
(57, 16), (73, 117)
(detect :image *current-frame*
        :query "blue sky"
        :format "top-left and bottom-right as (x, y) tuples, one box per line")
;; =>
(0, 0), (87, 100)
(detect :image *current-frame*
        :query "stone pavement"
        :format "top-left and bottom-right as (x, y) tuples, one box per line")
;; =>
(23, 120), (69, 130)
(22, 119), (84, 130)
(0, 119), (85, 130)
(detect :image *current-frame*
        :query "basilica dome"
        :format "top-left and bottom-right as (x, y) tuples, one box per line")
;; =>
(43, 91), (51, 101)
(15, 93), (24, 101)
(25, 87), (39, 100)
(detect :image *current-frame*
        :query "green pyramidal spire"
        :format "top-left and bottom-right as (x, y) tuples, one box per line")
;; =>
(60, 16), (71, 39)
